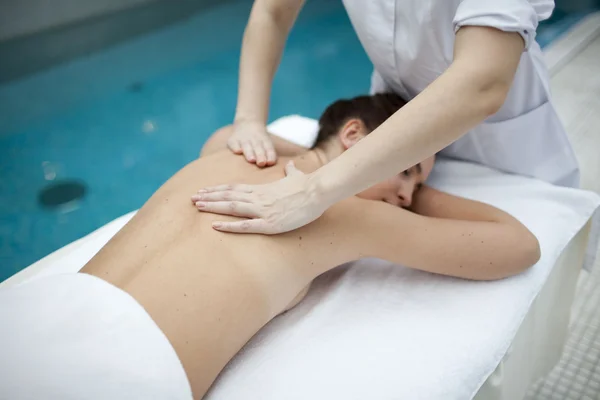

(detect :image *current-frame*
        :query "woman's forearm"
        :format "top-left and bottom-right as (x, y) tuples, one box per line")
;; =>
(360, 195), (541, 281)
(386, 215), (540, 280)
(409, 186), (519, 225)
(309, 27), (525, 207)
(234, 0), (305, 125)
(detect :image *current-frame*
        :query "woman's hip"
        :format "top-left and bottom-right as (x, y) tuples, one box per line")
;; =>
(0, 272), (192, 399)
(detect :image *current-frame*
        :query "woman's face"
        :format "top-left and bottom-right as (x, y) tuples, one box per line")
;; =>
(357, 155), (435, 207)
(332, 119), (435, 208)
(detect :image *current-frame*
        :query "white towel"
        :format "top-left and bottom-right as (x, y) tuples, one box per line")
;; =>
(0, 273), (192, 400)
(267, 115), (320, 148)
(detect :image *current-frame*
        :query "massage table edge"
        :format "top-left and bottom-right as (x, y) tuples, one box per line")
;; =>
(473, 219), (591, 400)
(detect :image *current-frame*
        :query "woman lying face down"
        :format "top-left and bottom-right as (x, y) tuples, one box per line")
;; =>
(1, 93), (540, 400)
(307, 93), (436, 208)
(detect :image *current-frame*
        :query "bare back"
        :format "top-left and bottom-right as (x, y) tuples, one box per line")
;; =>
(81, 150), (369, 398)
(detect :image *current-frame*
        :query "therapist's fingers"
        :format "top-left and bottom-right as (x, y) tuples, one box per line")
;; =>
(241, 141), (256, 163)
(253, 141), (267, 167)
(284, 160), (301, 176)
(264, 141), (277, 166)
(191, 191), (253, 203)
(211, 219), (273, 234)
(195, 201), (259, 218)
(196, 183), (253, 194)
(227, 138), (243, 155)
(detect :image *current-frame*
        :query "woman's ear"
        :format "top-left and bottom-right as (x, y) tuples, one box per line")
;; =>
(338, 119), (367, 150)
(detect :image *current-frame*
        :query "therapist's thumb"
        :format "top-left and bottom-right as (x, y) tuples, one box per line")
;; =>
(284, 161), (302, 177)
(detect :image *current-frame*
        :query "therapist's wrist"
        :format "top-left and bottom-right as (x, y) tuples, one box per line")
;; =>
(234, 110), (268, 127)
(306, 169), (342, 209)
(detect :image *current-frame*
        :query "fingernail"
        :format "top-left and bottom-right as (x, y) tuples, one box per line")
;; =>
(197, 189), (207, 193)
(195, 202), (205, 208)
(212, 222), (222, 229)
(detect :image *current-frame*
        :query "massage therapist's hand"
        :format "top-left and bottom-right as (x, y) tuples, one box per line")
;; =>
(228, 119), (277, 167)
(191, 161), (326, 234)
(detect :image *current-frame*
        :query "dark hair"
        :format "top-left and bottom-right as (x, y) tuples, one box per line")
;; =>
(313, 93), (407, 148)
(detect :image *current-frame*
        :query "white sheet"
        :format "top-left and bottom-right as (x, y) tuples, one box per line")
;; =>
(5, 116), (600, 400)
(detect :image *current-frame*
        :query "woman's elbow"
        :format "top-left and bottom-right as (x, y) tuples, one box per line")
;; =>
(519, 229), (542, 272)
(496, 228), (541, 280)
(475, 228), (540, 281)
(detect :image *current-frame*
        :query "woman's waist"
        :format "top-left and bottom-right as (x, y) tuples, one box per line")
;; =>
(118, 237), (306, 317)
(215, 240), (315, 316)
(116, 248), (302, 394)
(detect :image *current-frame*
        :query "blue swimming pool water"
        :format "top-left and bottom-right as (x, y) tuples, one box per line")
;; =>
(0, 0), (592, 282)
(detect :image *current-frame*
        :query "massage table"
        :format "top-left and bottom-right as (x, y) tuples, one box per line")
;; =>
(2, 116), (598, 400)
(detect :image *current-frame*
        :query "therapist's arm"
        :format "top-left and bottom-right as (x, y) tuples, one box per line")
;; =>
(228, 0), (305, 165)
(360, 186), (540, 280)
(310, 26), (525, 206)
(193, 26), (526, 235)
(235, 0), (304, 125)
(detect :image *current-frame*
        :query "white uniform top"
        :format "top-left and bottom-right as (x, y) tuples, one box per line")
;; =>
(342, 0), (580, 187)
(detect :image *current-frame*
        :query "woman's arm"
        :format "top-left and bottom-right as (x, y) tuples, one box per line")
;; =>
(359, 186), (540, 281)
(408, 185), (520, 223)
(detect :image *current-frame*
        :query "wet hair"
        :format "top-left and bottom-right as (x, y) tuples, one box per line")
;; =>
(313, 93), (407, 148)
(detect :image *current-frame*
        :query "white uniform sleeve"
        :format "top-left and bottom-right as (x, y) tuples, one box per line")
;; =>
(453, 0), (555, 50)
(369, 69), (393, 94)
